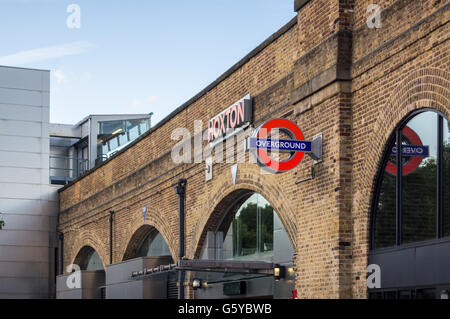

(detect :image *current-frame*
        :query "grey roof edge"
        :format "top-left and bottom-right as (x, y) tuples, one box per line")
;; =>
(73, 113), (153, 127)
(0, 65), (50, 72)
(294, 0), (311, 12)
(58, 16), (298, 193)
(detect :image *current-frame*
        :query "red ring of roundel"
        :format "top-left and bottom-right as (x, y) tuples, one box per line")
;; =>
(385, 126), (424, 176)
(256, 118), (306, 172)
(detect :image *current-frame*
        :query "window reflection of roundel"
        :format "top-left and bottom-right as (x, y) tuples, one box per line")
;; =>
(385, 126), (424, 176)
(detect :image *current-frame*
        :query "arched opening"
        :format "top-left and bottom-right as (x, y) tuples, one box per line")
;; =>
(56, 246), (105, 299)
(123, 225), (173, 261)
(369, 109), (450, 299)
(194, 190), (295, 299)
(107, 225), (175, 299)
(74, 246), (104, 270)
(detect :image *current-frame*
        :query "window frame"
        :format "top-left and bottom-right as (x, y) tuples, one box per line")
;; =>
(370, 108), (448, 251)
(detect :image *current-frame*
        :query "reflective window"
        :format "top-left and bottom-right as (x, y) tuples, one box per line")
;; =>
(99, 120), (125, 135)
(80, 247), (103, 270)
(136, 229), (171, 257)
(402, 112), (437, 243)
(224, 193), (274, 260)
(97, 118), (150, 163)
(374, 143), (397, 249)
(373, 111), (449, 249)
(444, 118), (450, 237)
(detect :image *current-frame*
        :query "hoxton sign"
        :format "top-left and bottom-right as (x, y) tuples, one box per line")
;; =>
(208, 95), (252, 143)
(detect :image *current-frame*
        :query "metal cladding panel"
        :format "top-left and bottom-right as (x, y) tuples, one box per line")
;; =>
(196, 276), (274, 299)
(0, 66), (54, 299)
(415, 241), (450, 286)
(105, 256), (173, 299)
(369, 240), (450, 289)
(106, 280), (144, 299)
(142, 273), (169, 299)
(0, 277), (48, 295)
(56, 288), (83, 300)
(369, 248), (415, 288)
(56, 271), (105, 299)
(0, 67), (48, 91)
(106, 258), (145, 285)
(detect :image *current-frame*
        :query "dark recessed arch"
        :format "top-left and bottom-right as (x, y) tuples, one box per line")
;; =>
(122, 225), (173, 261)
(74, 246), (105, 270)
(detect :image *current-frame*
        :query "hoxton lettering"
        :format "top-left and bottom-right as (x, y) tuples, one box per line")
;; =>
(208, 95), (252, 142)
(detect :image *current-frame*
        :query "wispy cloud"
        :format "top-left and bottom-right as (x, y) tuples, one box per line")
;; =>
(52, 68), (92, 86)
(0, 41), (94, 66)
(53, 69), (66, 84)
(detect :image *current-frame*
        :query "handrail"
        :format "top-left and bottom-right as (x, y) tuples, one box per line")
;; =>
(50, 156), (89, 184)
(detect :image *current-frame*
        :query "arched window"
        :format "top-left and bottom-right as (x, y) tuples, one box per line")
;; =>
(135, 229), (171, 258)
(76, 246), (104, 270)
(222, 193), (274, 260)
(203, 191), (293, 262)
(372, 110), (450, 250)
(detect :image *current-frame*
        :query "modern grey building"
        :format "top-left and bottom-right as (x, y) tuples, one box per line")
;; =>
(0, 65), (55, 298)
(0, 65), (153, 298)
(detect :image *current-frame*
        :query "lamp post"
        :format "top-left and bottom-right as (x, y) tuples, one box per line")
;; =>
(175, 178), (187, 299)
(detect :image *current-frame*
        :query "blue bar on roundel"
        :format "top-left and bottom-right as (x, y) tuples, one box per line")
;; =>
(391, 145), (429, 157)
(249, 138), (312, 152)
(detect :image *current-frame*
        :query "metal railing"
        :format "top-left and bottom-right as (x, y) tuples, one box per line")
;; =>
(50, 156), (89, 185)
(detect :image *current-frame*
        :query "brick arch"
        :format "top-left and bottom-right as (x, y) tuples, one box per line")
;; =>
(69, 231), (108, 270)
(187, 165), (298, 259)
(371, 68), (449, 154)
(121, 224), (176, 261)
(351, 67), (450, 296)
(119, 219), (177, 262)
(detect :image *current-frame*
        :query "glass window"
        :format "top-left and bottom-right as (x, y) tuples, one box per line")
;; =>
(374, 143), (397, 249)
(444, 118), (450, 237)
(97, 119), (150, 163)
(402, 112), (437, 243)
(136, 229), (171, 257)
(128, 125), (140, 141)
(223, 193), (274, 260)
(373, 111), (449, 249)
(80, 248), (103, 270)
(232, 194), (258, 257)
(109, 137), (119, 152)
(258, 196), (274, 253)
(99, 120), (124, 135)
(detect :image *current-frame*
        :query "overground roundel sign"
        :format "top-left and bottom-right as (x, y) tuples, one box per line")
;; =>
(248, 118), (314, 174)
(385, 126), (429, 176)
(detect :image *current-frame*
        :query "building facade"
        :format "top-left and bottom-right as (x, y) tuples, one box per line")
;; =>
(0, 66), (154, 298)
(57, 0), (450, 299)
(0, 66), (57, 298)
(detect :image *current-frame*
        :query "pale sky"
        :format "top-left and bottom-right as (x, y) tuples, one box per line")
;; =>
(0, 0), (296, 125)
